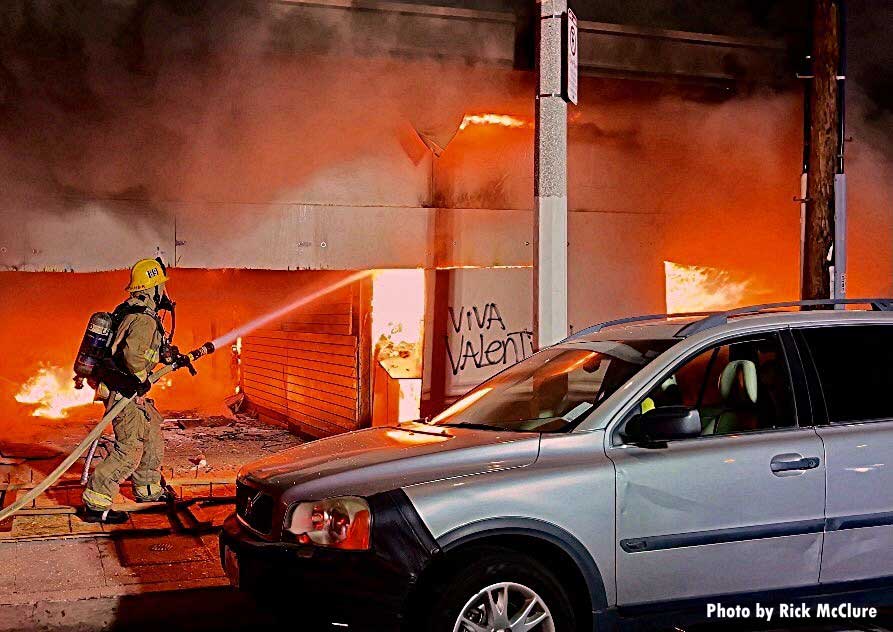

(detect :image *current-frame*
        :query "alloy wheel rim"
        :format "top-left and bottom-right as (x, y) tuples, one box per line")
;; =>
(452, 581), (555, 632)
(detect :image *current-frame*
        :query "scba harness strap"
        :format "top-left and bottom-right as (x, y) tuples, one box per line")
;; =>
(110, 302), (166, 339)
(90, 302), (167, 395)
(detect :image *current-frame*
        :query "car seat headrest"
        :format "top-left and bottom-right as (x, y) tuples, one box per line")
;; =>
(719, 359), (758, 405)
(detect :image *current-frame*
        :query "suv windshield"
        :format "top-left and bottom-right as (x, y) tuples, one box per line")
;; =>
(431, 340), (676, 432)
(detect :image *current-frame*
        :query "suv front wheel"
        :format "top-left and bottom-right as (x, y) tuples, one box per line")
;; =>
(426, 550), (576, 632)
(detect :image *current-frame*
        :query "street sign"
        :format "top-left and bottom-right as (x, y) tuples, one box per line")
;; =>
(563, 7), (578, 105)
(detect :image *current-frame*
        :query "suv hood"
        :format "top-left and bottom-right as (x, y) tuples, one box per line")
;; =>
(239, 423), (540, 500)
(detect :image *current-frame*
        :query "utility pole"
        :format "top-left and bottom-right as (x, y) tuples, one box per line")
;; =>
(802, 0), (845, 301)
(533, 0), (573, 348)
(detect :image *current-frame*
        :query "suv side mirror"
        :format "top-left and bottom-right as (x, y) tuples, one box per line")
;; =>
(623, 406), (701, 447)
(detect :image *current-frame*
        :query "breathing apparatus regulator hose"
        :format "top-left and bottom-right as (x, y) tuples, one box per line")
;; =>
(0, 343), (215, 524)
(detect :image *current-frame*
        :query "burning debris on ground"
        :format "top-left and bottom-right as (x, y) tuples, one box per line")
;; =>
(14, 365), (96, 419)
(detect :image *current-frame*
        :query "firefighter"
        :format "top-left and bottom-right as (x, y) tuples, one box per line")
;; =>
(81, 258), (175, 523)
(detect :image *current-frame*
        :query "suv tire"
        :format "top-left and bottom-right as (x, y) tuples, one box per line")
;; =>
(425, 549), (577, 632)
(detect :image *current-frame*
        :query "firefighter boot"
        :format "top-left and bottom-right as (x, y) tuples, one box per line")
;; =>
(81, 506), (130, 524)
(134, 484), (176, 503)
(81, 487), (129, 523)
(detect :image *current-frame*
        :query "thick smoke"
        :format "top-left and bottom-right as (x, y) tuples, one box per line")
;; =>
(0, 0), (519, 210)
(0, 1), (889, 292)
(1, 1), (889, 203)
(849, 0), (893, 124)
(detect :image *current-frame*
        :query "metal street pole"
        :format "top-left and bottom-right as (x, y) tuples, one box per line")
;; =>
(533, 0), (569, 348)
(833, 0), (847, 307)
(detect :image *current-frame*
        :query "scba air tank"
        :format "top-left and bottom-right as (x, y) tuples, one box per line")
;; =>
(73, 312), (114, 388)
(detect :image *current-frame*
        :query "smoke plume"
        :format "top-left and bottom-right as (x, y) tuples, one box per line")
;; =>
(0, 0), (519, 210)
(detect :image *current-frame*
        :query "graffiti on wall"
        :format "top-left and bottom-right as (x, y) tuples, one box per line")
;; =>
(446, 303), (534, 376)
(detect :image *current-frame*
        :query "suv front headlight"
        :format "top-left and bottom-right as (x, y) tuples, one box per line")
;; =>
(284, 496), (371, 550)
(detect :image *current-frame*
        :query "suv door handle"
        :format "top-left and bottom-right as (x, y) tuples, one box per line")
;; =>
(771, 455), (820, 473)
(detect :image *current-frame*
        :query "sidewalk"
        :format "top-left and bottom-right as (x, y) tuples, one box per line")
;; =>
(0, 412), (300, 629)
(0, 531), (278, 631)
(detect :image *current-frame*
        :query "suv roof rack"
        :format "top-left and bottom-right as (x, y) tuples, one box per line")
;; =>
(676, 297), (893, 337)
(565, 310), (716, 341)
(564, 298), (893, 343)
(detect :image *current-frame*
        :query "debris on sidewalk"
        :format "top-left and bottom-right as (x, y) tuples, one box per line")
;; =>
(0, 411), (300, 541)
(161, 412), (300, 477)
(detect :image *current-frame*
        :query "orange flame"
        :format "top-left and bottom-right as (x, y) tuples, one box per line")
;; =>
(372, 270), (425, 422)
(459, 113), (530, 131)
(15, 365), (97, 418)
(233, 336), (243, 395)
(664, 261), (753, 313)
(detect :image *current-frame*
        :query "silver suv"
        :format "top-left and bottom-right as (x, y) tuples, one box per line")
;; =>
(220, 300), (893, 631)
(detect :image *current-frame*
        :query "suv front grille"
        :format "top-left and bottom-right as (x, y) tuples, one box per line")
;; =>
(236, 480), (275, 535)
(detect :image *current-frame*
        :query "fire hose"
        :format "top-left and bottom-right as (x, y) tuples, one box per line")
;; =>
(0, 342), (215, 524)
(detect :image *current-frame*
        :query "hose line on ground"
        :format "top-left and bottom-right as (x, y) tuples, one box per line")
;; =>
(0, 342), (214, 524)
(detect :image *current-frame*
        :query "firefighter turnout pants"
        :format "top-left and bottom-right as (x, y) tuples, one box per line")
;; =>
(82, 397), (165, 511)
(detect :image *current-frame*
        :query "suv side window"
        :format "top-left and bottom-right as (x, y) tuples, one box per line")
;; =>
(637, 333), (796, 436)
(799, 325), (893, 424)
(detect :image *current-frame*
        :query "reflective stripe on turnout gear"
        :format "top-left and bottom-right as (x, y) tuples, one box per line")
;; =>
(641, 397), (656, 414)
(82, 488), (113, 511)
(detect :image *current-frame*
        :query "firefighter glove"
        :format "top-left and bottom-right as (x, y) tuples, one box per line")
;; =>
(135, 379), (152, 397)
(114, 376), (151, 398)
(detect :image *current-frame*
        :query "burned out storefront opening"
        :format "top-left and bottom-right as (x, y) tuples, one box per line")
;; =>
(0, 268), (431, 447)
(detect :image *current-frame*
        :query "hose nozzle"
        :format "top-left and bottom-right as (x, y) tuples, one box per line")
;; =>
(170, 342), (216, 377)
(188, 342), (215, 360)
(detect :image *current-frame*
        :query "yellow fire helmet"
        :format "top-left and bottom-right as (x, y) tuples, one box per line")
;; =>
(125, 258), (169, 293)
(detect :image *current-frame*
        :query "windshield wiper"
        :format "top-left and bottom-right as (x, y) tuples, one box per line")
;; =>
(439, 422), (505, 431)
